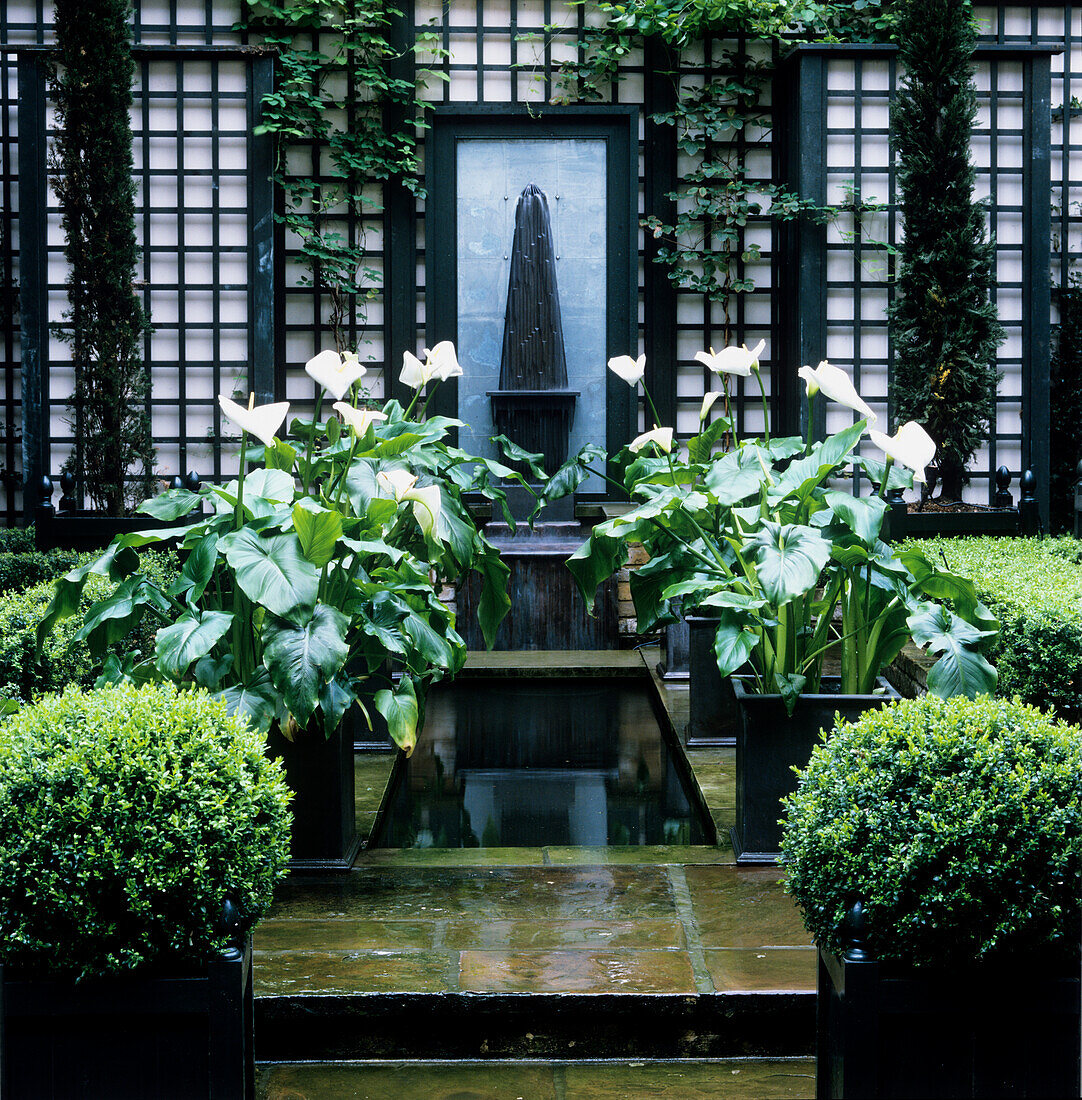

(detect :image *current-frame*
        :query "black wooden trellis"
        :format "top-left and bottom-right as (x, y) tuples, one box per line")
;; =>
(776, 42), (1057, 528)
(0, 1), (1079, 525)
(8, 42), (275, 521)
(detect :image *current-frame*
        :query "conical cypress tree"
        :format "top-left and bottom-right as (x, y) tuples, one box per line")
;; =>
(889, 0), (1003, 502)
(50, 0), (154, 515)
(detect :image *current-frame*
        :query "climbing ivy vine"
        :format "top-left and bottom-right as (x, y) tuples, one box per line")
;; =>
(554, 0), (893, 338)
(242, 1), (444, 355)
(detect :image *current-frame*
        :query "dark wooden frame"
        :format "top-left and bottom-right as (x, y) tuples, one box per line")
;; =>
(424, 105), (638, 500)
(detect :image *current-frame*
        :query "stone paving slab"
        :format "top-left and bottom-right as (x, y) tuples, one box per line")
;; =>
(257, 1058), (816, 1099)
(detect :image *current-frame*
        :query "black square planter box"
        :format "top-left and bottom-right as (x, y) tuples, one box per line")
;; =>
(731, 677), (898, 863)
(0, 939), (255, 1099)
(817, 945), (1081, 1098)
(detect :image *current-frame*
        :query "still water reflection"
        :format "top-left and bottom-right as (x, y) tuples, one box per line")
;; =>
(370, 678), (710, 849)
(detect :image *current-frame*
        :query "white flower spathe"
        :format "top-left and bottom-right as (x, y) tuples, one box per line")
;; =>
(405, 484), (442, 536)
(699, 391), (724, 422)
(400, 350), (434, 390)
(218, 394), (290, 449)
(798, 360), (877, 423)
(629, 425), (674, 454)
(333, 403), (387, 437)
(304, 349), (367, 401)
(377, 469), (419, 500)
(607, 354), (647, 387)
(426, 341), (463, 382)
(694, 339), (766, 378)
(869, 421), (937, 484)
(400, 341), (463, 389)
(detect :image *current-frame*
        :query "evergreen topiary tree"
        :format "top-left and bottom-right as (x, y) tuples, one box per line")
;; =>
(888, 0), (1003, 503)
(1049, 281), (1082, 532)
(50, 0), (154, 516)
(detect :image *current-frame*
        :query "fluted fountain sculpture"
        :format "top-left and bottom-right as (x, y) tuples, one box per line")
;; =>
(488, 183), (578, 478)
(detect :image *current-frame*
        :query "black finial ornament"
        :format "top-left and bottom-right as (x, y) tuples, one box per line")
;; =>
(488, 183), (578, 479)
(993, 465), (1012, 509)
(841, 898), (872, 962)
(58, 471), (78, 515)
(185, 470), (201, 492)
(1019, 468), (1040, 536)
(170, 475), (185, 491)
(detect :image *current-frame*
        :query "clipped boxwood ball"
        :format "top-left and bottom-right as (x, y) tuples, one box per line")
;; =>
(0, 683), (292, 980)
(781, 694), (1082, 968)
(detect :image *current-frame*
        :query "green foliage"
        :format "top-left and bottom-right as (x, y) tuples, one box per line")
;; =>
(888, 0), (1004, 502)
(49, 0), (154, 514)
(1050, 282), (1082, 533)
(567, 368), (998, 707)
(39, 355), (543, 753)
(0, 552), (177, 704)
(0, 683), (290, 980)
(914, 536), (1082, 721)
(242, 1), (440, 350)
(782, 694), (1082, 968)
(556, 0), (892, 329)
(0, 549), (86, 594)
(0, 527), (36, 554)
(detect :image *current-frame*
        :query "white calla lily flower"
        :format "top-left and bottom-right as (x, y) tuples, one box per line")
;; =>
(377, 469), (419, 500)
(699, 391), (724, 422)
(305, 349), (367, 400)
(405, 484), (442, 536)
(869, 421), (937, 484)
(218, 394), (290, 448)
(798, 360), (877, 423)
(607, 354), (647, 387)
(426, 341), (463, 382)
(694, 339), (766, 378)
(400, 350), (434, 390)
(629, 425), (674, 454)
(333, 403), (387, 437)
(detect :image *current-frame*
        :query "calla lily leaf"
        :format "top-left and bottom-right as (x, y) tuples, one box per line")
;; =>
(751, 522), (831, 606)
(262, 605), (351, 729)
(376, 675), (420, 755)
(155, 610), (233, 679)
(221, 529), (319, 624)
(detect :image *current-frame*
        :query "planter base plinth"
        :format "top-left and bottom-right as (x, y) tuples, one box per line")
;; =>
(729, 826), (780, 865)
(287, 832), (363, 875)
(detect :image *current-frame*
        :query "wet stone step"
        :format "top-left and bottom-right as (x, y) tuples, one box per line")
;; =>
(256, 1057), (816, 1099)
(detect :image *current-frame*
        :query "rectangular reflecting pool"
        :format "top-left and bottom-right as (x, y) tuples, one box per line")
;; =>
(369, 677), (714, 849)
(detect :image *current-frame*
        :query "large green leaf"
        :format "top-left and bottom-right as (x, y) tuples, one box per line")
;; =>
(221, 529), (319, 623)
(713, 610), (760, 676)
(220, 668), (279, 733)
(704, 446), (768, 505)
(292, 500), (343, 568)
(155, 610), (233, 678)
(168, 530), (219, 605)
(244, 467), (296, 503)
(262, 604), (350, 727)
(36, 542), (140, 649)
(908, 604), (998, 700)
(823, 490), (888, 545)
(751, 522), (831, 606)
(567, 529), (626, 606)
(687, 417), (730, 465)
(74, 576), (172, 657)
(476, 546), (511, 650)
(375, 674), (419, 755)
(137, 488), (205, 520)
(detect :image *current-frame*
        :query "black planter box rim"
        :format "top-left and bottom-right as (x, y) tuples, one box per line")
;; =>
(732, 674), (896, 707)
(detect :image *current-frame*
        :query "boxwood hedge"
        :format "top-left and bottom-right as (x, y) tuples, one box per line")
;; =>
(0, 550), (177, 703)
(0, 683), (291, 980)
(908, 537), (1082, 721)
(782, 694), (1082, 968)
